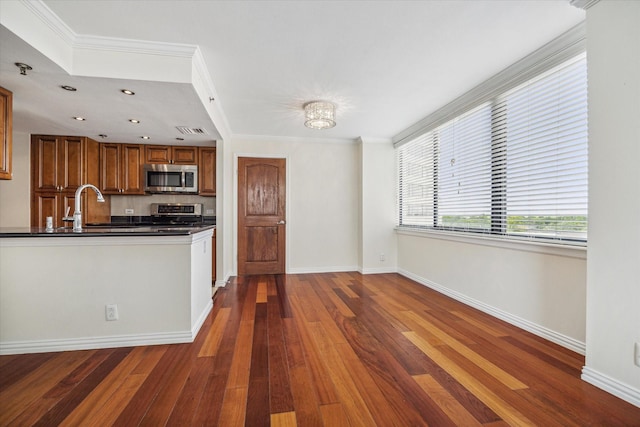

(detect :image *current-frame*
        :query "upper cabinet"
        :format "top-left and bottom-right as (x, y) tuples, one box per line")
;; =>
(145, 145), (197, 165)
(32, 135), (84, 192)
(100, 143), (145, 195)
(0, 86), (13, 180)
(31, 135), (111, 228)
(199, 147), (216, 196)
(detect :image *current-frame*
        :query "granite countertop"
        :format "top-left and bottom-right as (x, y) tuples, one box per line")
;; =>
(0, 224), (215, 238)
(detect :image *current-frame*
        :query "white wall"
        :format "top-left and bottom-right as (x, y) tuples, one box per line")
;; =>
(582, 0), (640, 406)
(359, 138), (397, 273)
(0, 131), (30, 227)
(397, 232), (587, 351)
(231, 136), (360, 274)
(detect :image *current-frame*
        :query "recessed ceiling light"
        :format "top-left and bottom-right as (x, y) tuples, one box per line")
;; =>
(73, 116), (86, 121)
(99, 134), (108, 138)
(61, 85), (77, 91)
(141, 136), (150, 140)
(121, 89), (135, 95)
(129, 119), (140, 124)
(176, 137), (184, 141)
(15, 62), (32, 76)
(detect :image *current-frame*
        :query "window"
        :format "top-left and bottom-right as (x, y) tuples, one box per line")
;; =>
(397, 54), (588, 243)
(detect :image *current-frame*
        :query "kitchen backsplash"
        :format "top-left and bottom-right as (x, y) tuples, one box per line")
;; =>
(111, 195), (216, 216)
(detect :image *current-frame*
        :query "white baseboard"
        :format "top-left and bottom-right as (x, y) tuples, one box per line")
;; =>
(287, 265), (359, 274)
(397, 269), (586, 355)
(582, 366), (640, 408)
(359, 267), (398, 275)
(0, 300), (213, 356)
(191, 299), (213, 337)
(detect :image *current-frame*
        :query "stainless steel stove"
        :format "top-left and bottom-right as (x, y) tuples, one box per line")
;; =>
(150, 203), (204, 226)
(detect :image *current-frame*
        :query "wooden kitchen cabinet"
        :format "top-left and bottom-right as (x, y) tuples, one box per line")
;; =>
(32, 193), (77, 228)
(145, 145), (197, 165)
(0, 86), (12, 180)
(100, 143), (144, 195)
(32, 135), (84, 192)
(198, 147), (216, 196)
(31, 135), (110, 228)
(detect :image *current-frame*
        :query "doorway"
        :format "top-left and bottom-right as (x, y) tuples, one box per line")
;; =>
(237, 157), (286, 275)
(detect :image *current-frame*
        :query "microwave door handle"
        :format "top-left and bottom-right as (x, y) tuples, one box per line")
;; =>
(181, 171), (186, 188)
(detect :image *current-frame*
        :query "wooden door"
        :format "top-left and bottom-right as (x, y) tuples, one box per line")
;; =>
(237, 157), (286, 275)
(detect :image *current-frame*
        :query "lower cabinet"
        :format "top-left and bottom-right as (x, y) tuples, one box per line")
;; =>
(32, 193), (75, 228)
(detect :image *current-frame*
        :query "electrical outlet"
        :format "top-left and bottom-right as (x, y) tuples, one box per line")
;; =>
(106, 304), (119, 321)
(635, 342), (640, 367)
(124, 208), (134, 215)
(380, 253), (386, 262)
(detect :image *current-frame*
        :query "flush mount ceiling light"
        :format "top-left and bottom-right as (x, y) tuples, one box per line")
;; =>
(304, 101), (336, 130)
(15, 62), (32, 76)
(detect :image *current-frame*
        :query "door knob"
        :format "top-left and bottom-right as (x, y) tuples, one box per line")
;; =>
(277, 220), (286, 225)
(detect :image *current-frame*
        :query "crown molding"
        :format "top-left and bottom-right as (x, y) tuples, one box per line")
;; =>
(569, 0), (601, 10)
(8, 0), (231, 140)
(394, 22), (586, 146)
(19, 0), (76, 46)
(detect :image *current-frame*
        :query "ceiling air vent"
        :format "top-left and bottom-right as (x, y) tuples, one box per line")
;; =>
(176, 126), (209, 135)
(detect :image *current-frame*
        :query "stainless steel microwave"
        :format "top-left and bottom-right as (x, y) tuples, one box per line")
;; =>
(144, 164), (198, 194)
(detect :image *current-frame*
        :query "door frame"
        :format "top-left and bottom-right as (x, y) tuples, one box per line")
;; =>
(233, 153), (290, 275)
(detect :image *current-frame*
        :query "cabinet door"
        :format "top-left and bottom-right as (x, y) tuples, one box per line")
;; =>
(100, 143), (121, 194)
(60, 136), (84, 192)
(198, 147), (216, 196)
(172, 146), (197, 165)
(0, 86), (12, 180)
(61, 194), (76, 222)
(32, 135), (59, 191)
(121, 144), (144, 194)
(32, 193), (59, 228)
(145, 145), (171, 164)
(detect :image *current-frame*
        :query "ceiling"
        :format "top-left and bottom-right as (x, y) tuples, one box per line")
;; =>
(0, 1), (584, 145)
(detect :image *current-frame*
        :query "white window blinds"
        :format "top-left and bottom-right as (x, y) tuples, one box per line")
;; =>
(398, 132), (436, 227)
(437, 104), (493, 231)
(501, 55), (588, 239)
(397, 54), (588, 243)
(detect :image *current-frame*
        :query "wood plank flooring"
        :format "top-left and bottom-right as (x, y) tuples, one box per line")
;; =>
(1, 272), (639, 426)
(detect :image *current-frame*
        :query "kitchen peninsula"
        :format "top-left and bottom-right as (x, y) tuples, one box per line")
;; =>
(0, 225), (214, 355)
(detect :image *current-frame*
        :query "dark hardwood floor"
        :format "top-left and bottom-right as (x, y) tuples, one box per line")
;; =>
(1, 272), (639, 426)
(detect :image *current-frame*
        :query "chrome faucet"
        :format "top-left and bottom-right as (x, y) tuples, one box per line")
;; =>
(73, 184), (105, 232)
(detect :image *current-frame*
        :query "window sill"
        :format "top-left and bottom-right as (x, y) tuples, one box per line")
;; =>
(395, 227), (586, 260)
